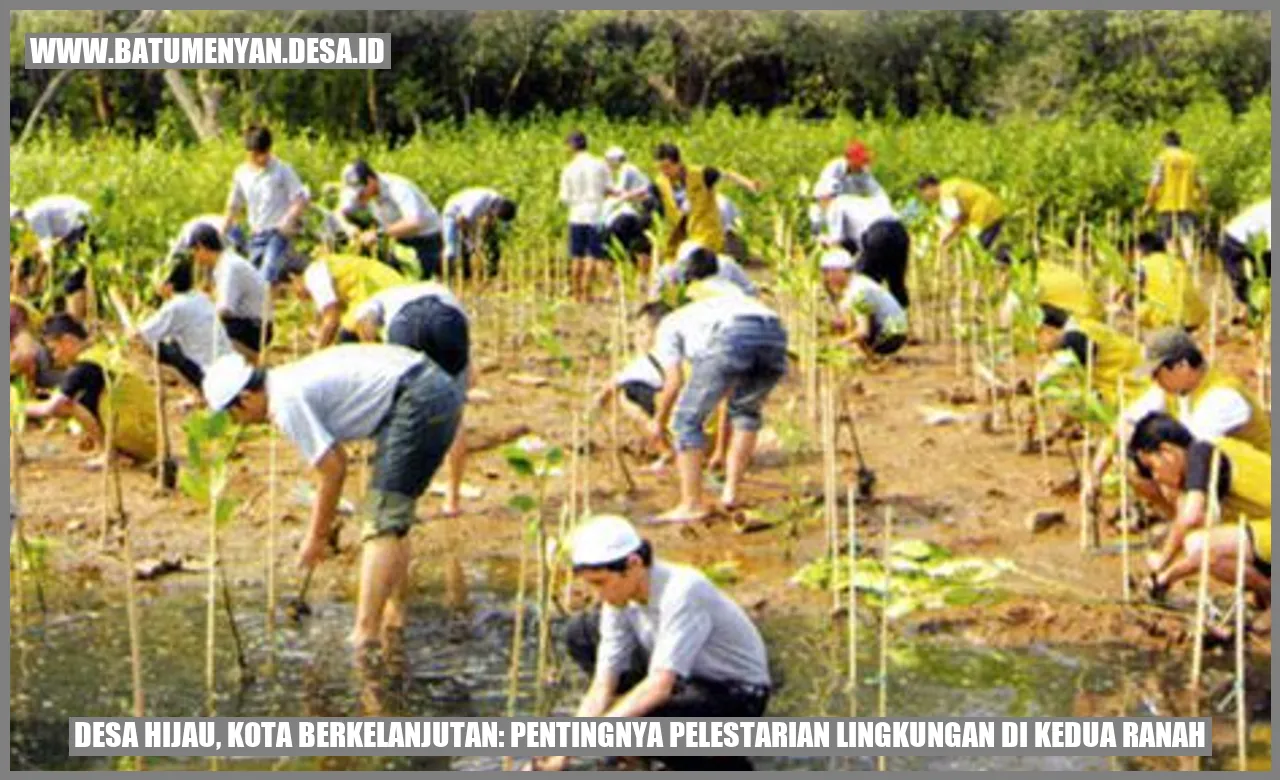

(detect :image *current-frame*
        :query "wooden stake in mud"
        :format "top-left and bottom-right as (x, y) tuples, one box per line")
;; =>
(502, 524), (530, 771)
(1234, 512), (1248, 772)
(846, 482), (858, 719)
(151, 348), (171, 493)
(1117, 377), (1130, 605)
(1079, 342), (1098, 551)
(265, 428), (278, 661)
(877, 506), (892, 773)
(822, 370), (839, 613)
(1188, 448), (1223, 742)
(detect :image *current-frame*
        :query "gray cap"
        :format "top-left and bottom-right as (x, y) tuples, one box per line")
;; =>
(1135, 328), (1202, 377)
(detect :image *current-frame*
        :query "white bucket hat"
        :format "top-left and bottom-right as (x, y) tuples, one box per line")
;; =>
(570, 515), (643, 568)
(202, 353), (255, 412)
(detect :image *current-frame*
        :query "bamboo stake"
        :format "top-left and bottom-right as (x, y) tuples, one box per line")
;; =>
(877, 506), (892, 773)
(151, 348), (170, 492)
(503, 525), (530, 772)
(1234, 512), (1248, 772)
(823, 371), (838, 614)
(1208, 271), (1220, 366)
(1117, 377), (1130, 605)
(1188, 448), (1224, 759)
(206, 476), (219, 719)
(265, 428), (278, 664)
(534, 512), (550, 716)
(1080, 340), (1097, 551)
(846, 482), (858, 719)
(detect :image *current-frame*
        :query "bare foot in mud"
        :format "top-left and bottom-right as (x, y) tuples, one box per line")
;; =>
(347, 631), (380, 653)
(649, 504), (711, 525)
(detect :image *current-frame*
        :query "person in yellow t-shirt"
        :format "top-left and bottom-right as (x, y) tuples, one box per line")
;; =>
(1143, 130), (1206, 261)
(1131, 232), (1207, 331)
(995, 247), (1104, 326)
(651, 142), (763, 262)
(1128, 413), (1270, 612)
(286, 253), (408, 349)
(916, 175), (1006, 251)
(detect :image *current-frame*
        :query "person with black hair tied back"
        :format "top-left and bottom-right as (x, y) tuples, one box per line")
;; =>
(527, 515), (771, 772)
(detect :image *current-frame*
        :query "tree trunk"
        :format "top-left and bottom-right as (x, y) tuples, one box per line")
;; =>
(366, 10), (380, 133)
(163, 70), (220, 142)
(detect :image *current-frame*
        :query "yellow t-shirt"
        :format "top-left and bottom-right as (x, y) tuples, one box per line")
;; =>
(1137, 252), (1207, 330)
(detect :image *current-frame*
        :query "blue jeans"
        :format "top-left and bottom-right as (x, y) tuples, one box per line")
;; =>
(248, 229), (292, 284)
(673, 316), (788, 451)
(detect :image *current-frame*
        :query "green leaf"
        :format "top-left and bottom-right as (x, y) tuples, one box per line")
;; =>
(178, 470), (208, 503)
(215, 496), (239, 528)
(890, 539), (950, 562)
(506, 455), (536, 477)
(544, 447), (564, 466)
(507, 494), (537, 513)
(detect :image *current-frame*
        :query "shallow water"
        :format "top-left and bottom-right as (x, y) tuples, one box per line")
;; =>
(9, 557), (1271, 771)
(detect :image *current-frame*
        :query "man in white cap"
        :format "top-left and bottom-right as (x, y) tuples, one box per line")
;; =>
(341, 160), (445, 280)
(201, 345), (464, 650)
(816, 181), (912, 308)
(527, 515), (770, 772)
(648, 266), (787, 523)
(605, 146), (653, 203)
(820, 248), (909, 358)
(650, 240), (757, 301)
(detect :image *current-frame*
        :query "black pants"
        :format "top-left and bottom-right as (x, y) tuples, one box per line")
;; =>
(400, 233), (446, 280)
(222, 317), (273, 354)
(157, 341), (204, 388)
(565, 611), (769, 771)
(1219, 236), (1271, 309)
(856, 220), (911, 309)
(59, 225), (95, 295)
(386, 297), (470, 377)
(605, 213), (653, 260)
(978, 219), (1004, 251)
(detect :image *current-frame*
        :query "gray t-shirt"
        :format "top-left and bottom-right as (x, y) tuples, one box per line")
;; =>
(267, 344), (424, 466)
(651, 254), (758, 299)
(597, 561), (771, 686)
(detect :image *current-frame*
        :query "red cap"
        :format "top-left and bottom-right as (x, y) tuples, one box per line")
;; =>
(845, 140), (872, 167)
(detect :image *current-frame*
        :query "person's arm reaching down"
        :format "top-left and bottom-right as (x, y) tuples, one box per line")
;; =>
(298, 445), (347, 569)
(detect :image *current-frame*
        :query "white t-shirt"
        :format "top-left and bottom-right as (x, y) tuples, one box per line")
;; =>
(344, 174), (441, 238)
(25, 195), (92, 241)
(138, 292), (235, 370)
(1123, 383), (1254, 442)
(351, 281), (466, 329)
(602, 197), (642, 228)
(613, 353), (664, 389)
(226, 157), (307, 234)
(597, 561), (771, 685)
(559, 152), (613, 225)
(213, 250), (271, 322)
(613, 163), (651, 196)
(443, 188), (502, 224)
(268, 344), (425, 466)
(1226, 198), (1271, 249)
(717, 194), (741, 232)
(839, 274), (907, 335)
(815, 159), (890, 205)
(653, 295), (778, 369)
(652, 254), (757, 299)
(824, 194), (898, 245)
(171, 214), (228, 258)
(302, 260), (340, 312)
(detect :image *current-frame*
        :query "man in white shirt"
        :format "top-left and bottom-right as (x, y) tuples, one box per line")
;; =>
(651, 240), (757, 300)
(224, 126), (309, 284)
(1219, 197), (1271, 313)
(809, 140), (891, 234)
(817, 182), (912, 308)
(188, 223), (273, 360)
(133, 261), (234, 389)
(441, 187), (518, 279)
(649, 257), (789, 523)
(202, 345), (464, 651)
(349, 282), (472, 517)
(560, 131), (613, 302)
(820, 249), (909, 358)
(169, 213), (246, 262)
(529, 515), (770, 772)
(18, 195), (95, 320)
(341, 160), (445, 280)
(605, 146), (653, 203)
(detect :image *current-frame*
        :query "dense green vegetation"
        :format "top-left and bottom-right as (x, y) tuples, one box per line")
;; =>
(10, 10), (1272, 142)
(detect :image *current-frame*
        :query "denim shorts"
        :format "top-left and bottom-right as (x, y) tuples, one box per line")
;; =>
(673, 316), (788, 451)
(386, 297), (470, 378)
(363, 361), (464, 541)
(569, 224), (605, 260)
(1158, 212), (1197, 241)
(248, 229), (292, 284)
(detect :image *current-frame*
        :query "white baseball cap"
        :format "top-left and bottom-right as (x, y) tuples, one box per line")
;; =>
(202, 353), (255, 412)
(813, 179), (840, 200)
(820, 248), (856, 271)
(676, 239), (707, 265)
(604, 146), (626, 163)
(570, 515), (643, 568)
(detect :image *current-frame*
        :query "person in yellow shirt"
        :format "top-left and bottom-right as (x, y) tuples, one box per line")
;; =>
(1127, 413), (1269, 613)
(916, 175), (1006, 250)
(24, 313), (158, 467)
(286, 253), (408, 349)
(1035, 305), (1145, 408)
(1131, 232), (1207, 331)
(651, 142), (762, 262)
(995, 247), (1104, 326)
(1143, 130), (1206, 261)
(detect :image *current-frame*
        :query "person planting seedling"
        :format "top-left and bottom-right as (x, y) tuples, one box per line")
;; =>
(12, 195), (96, 321)
(526, 515), (771, 772)
(650, 142), (763, 262)
(1128, 232), (1207, 332)
(651, 240), (756, 301)
(130, 260), (235, 390)
(282, 252), (408, 349)
(808, 139), (891, 235)
(916, 174), (1006, 252)
(340, 159), (446, 280)
(201, 345), (464, 651)
(187, 224), (274, 361)
(167, 213), (245, 262)
(559, 130), (613, 303)
(815, 181), (912, 308)
(1142, 130), (1206, 262)
(819, 248), (909, 359)
(25, 314), (157, 469)
(1085, 328), (1270, 519)
(1127, 413), (1269, 617)
(10, 295), (61, 392)
(224, 125), (310, 284)
(1219, 196), (1271, 316)
(593, 302), (675, 474)
(648, 252), (788, 523)
(349, 281), (472, 517)
(994, 246), (1104, 327)
(440, 187), (519, 280)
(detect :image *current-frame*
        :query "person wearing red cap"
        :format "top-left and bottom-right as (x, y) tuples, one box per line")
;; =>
(809, 139), (890, 234)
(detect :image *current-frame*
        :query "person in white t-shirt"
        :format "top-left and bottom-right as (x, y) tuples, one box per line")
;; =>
(132, 261), (235, 389)
(717, 193), (750, 264)
(651, 240), (757, 300)
(168, 213), (246, 262)
(341, 160), (445, 280)
(561, 131), (614, 302)
(1219, 197), (1271, 313)
(649, 255), (789, 523)
(202, 345), (464, 651)
(350, 281), (472, 517)
(224, 126), (309, 284)
(16, 195), (95, 320)
(593, 302), (672, 471)
(816, 181), (912, 308)
(820, 249), (909, 358)
(441, 187), (518, 279)
(187, 223), (274, 360)
(808, 140), (891, 234)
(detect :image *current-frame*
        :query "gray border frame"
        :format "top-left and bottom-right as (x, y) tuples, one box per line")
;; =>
(3, 3), (1275, 777)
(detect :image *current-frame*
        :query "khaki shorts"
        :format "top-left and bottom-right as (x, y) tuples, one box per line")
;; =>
(360, 489), (420, 542)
